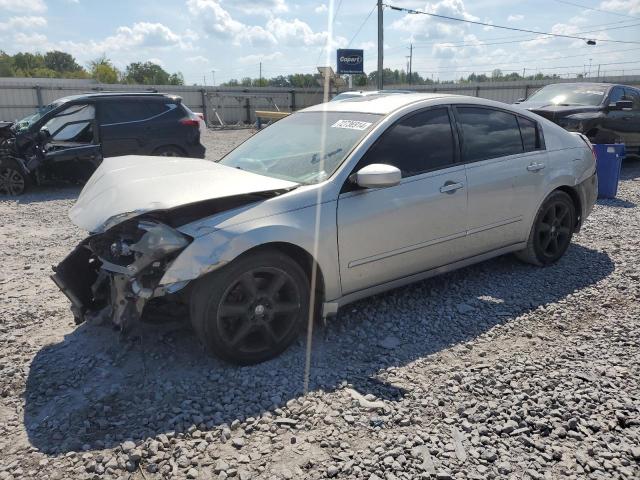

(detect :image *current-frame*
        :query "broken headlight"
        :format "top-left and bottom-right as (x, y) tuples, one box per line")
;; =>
(90, 219), (191, 275)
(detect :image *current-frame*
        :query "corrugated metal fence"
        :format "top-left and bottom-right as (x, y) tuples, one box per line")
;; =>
(1, 75), (639, 126)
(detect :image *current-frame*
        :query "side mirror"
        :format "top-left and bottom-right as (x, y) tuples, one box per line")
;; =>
(609, 100), (633, 111)
(350, 163), (401, 189)
(515, 97), (525, 103)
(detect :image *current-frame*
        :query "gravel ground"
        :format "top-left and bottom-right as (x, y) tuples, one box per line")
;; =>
(0, 130), (639, 480)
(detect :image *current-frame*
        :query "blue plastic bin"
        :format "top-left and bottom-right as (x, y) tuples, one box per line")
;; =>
(593, 144), (625, 199)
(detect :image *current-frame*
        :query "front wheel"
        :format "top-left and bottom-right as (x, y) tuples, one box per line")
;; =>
(0, 158), (30, 195)
(190, 250), (310, 365)
(516, 190), (576, 266)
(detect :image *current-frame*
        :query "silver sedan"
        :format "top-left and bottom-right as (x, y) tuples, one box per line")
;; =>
(53, 93), (598, 364)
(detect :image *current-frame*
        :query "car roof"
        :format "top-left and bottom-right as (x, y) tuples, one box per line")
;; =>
(304, 92), (453, 114)
(55, 92), (178, 103)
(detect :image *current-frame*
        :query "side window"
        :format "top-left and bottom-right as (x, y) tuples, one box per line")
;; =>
(42, 104), (95, 142)
(517, 116), (542, 152)
(358, 108), (455, 178)
(146, 102), (175, 117)
(608, 87), (625, 104)
(101, 101), (158, 125)
(456, 107), (523, 162)
(625, 89), (640, 110)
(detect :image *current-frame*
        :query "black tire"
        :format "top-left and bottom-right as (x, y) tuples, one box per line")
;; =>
(0, 158), (30, 195)
(516, 190), (576, 266)
(190, 249), (310, 365)
(153, 145), (186, 157)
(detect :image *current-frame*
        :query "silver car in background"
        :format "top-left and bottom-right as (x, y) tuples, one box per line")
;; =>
(52, 93), (598, 364)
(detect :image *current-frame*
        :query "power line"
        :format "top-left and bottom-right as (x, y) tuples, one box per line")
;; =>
(407, 46), (640, 71)
(383, 3), (640, 44)
(347, 3), (377, 47)
(404, 21), (640, 50)
(387, 17), (640, 51)
(553, 0), (639, 19)
(396, 60), (640, 75)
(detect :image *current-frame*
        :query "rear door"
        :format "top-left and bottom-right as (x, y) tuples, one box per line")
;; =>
(454, 106), (547, 255)
(99, 99), (179, 157)
(337, 107), (468, 294)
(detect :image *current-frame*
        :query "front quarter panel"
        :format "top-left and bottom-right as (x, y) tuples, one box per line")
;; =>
(160, 200), (342, 301)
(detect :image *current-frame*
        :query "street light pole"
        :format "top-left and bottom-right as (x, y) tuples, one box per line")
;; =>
(211, 70), (216, 87)
(377, 0), (384, 90)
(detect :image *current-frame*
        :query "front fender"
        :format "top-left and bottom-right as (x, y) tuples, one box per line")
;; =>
(159, 201), (342, 301)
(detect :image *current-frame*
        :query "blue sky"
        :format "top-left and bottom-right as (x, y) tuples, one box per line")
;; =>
(1, 0), (639, 84)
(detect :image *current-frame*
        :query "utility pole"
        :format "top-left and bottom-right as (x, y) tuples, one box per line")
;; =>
(203, 74), (207, 86)
(377, 0), (383, 90)
(259, 62), (262, 87)
(408, 43), (413, 85)
(597, 64), (601, 80)
(211, 70), (216, 87)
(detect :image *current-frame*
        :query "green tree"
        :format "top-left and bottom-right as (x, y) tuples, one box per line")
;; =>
(12, 52), (45, 72)
(44, 50), (83, 73)
(123, 61), (183, 85)
(0, 51), (15, 77)
(89, 55), (119, 83)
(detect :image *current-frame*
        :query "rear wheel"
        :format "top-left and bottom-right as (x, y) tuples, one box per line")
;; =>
(516, 190), (576, 266)
(190, 250), (310, 365)
(0, 159), (29, 195)
(153, 145), (186, 157)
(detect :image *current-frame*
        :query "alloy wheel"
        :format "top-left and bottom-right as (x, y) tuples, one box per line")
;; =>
(0, 166), (26, 195)
(536, 201), (572, 258)
(216, 267), (302, 356)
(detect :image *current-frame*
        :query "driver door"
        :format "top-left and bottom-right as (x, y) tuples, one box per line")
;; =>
(336, 107), (468, 295)
(39, 103), (101, 180)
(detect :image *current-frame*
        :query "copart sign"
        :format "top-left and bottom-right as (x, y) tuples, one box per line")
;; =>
(337, 49), (364, 75)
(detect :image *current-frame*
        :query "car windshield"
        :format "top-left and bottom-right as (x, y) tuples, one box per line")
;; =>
(526, 84), (606, 106)
(13, 102), (62, 133)
(219, 111), (382, 184)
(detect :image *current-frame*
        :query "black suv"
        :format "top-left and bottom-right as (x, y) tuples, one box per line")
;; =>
(0, 92), (206, 195)
(515, 83), (640, 155)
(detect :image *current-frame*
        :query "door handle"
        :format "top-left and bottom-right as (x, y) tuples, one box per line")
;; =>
(527, 162), (545, 172)
(440, 181), (464, 194)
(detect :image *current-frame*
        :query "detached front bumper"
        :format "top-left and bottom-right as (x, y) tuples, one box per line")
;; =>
(51, 220), (192, 330)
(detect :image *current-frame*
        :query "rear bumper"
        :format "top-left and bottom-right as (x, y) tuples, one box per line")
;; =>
(186, 143), (206, 159)
(576, 171), (598, 228)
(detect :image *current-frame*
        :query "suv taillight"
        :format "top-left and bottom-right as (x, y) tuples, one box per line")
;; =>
(180, 118), (200, 127)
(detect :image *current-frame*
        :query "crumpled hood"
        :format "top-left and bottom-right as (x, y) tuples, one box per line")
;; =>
(70, 155), (298, 233)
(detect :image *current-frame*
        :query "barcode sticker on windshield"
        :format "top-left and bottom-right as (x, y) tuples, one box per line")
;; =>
(331, 120), (372, 130)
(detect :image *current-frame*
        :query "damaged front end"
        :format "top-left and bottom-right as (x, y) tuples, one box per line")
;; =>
(52, 219), (192, 331)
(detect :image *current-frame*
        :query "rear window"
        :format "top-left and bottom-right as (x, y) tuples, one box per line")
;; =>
(517, 116), (541, 152)
(100, 101), (173, 124)
(456, 107), (523, 162)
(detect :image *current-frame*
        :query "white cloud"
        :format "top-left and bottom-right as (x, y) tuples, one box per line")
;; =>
(0, 16), (47, 31)
(13, 32), (47, 46)
(314, 4), (328, 13)
(187, 0), (276, 46)
(78, 22), (195, 52)
(600, 0), (640, 15)
(359, 41), (375, 50)
(0, 0), (46, 13)
(507, 14), (524, 22)
(147, 57), (164, 66)
(238, 51), (283, 64)
(391, 0), (478, 42)
(234, 0), (288, 15)
(186, 55), (209, 63)
(266, 17), (346, 47)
